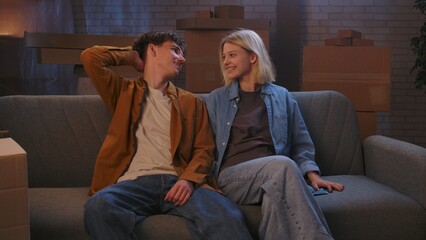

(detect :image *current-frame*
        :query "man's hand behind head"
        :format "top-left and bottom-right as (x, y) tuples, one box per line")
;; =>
(133, 51), (145, 73)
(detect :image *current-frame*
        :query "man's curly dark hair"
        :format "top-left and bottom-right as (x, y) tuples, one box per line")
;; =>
(132, 31), (185, 60)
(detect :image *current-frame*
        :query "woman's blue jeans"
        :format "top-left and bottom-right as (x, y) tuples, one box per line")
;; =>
(218, 155), (333, 240)
(84, 174), (252, 240)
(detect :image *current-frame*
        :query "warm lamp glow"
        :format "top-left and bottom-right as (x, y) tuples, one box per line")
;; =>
(0, 1), (36, 37)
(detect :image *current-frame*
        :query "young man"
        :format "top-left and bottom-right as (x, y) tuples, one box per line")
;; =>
(81, 31), (252, 240)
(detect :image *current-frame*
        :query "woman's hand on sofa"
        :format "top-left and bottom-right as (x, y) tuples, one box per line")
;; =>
(307, 172), (345, 192)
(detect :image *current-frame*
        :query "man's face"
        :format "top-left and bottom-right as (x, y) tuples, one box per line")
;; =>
(155, 40), (186, 80)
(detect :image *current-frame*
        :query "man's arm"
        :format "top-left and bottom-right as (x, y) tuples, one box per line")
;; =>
(165, 98), (215, 206)
(178, 98), (216, 186)
(80, 46), (138, 112)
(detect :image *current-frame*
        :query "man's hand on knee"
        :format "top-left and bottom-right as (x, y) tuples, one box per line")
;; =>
(164, 179), (194, 206)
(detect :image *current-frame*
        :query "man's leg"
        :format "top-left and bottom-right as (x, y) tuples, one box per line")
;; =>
(84, 176), (163, 240)
(218, 156), (333, 240)
(168, 186), (253, 240)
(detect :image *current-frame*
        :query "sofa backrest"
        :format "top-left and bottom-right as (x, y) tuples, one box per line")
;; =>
(0, 90), (364, 188)
(198, 90), (365, 176)
(0, 95), (110, 188)
(291, 91), (364, 176)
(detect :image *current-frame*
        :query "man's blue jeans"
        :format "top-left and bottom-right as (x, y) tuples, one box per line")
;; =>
(84, 174), (252, 240)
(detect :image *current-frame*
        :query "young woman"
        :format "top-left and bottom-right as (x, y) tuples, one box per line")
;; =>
(205, 29), (345, 240)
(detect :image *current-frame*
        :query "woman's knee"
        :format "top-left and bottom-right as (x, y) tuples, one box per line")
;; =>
(264, 156), (298, 172)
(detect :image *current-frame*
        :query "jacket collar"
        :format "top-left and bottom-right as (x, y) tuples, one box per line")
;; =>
(166, 81), (178, 99)
(228, 80), (273, 100)
(228, 81), (240, 100)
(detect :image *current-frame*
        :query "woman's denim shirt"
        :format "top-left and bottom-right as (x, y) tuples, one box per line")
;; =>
(205, 81), (320, 177)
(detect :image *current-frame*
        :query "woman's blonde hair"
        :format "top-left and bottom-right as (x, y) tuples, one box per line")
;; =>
(219, 29), (276, 85)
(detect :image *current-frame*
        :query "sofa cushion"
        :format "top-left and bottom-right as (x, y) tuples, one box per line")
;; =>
(29, 187), (262, 240)
(29, 187), (89, 240)
(134, 205), (261, 239)
(317, 175), (425, 240)
(30, 175), (425, 240)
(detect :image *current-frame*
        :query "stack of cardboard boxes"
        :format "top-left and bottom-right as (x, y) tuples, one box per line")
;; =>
(177, 5), (271, 92)
(0, 137), (29, 240)
(302, 29), (391, 140)
(324, 29), (375, 47)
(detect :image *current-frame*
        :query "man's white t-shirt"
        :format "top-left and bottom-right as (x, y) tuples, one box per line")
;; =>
(118, 86), (176, 182)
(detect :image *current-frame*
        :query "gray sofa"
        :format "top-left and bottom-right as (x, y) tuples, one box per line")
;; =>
(0, 90), (425, 240)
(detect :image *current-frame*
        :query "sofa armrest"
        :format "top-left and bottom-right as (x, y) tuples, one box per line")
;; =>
(363, 135), (426, 208)
(0, 138), (30, 239)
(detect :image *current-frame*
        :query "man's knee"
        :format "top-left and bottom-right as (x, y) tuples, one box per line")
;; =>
(84, 195), (99, 217)
(200, 188), (244, 218)
(84, 192), (110, 218)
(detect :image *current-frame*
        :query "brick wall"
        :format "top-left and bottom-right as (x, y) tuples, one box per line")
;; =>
(71, 0), (426, 148)
(71, 0), (277, 88)
(301, 0), (426, 147)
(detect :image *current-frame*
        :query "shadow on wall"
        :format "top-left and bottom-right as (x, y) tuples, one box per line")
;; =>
(0, 0), (76, 96)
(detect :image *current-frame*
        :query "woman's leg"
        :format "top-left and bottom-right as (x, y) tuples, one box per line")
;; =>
(218, 155), (333, 240)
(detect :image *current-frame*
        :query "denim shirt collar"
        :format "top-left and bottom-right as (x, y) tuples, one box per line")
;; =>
(228, 80), (273, 100)
(228, 81), (240, 100)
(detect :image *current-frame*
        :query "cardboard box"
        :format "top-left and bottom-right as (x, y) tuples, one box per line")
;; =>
(0, 188), (28, 227)
(325, 37), (352, 46)
(214, 5), (244, 19)
(196, 10), (213, 18)
(25, 32), (135, 66)
(337, 29), (362, 39)
(0, 225), (30, 240)
(0, 138), (27, 189)
(357, 111), (377, 140)
(353, 38), (374, 46)
(24, 32), (134, 49)
(176, 18), (270, 30)
(0, 138), (29, 239)
(302, 46), (391, 112)
(185, 63), (222, 93)
(37, 48), (82, 64)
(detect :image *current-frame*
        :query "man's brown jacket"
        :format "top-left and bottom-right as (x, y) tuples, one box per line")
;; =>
(81, 46), (217, 196)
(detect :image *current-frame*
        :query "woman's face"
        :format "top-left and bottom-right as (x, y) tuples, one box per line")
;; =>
(222, 42), (256, 81)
